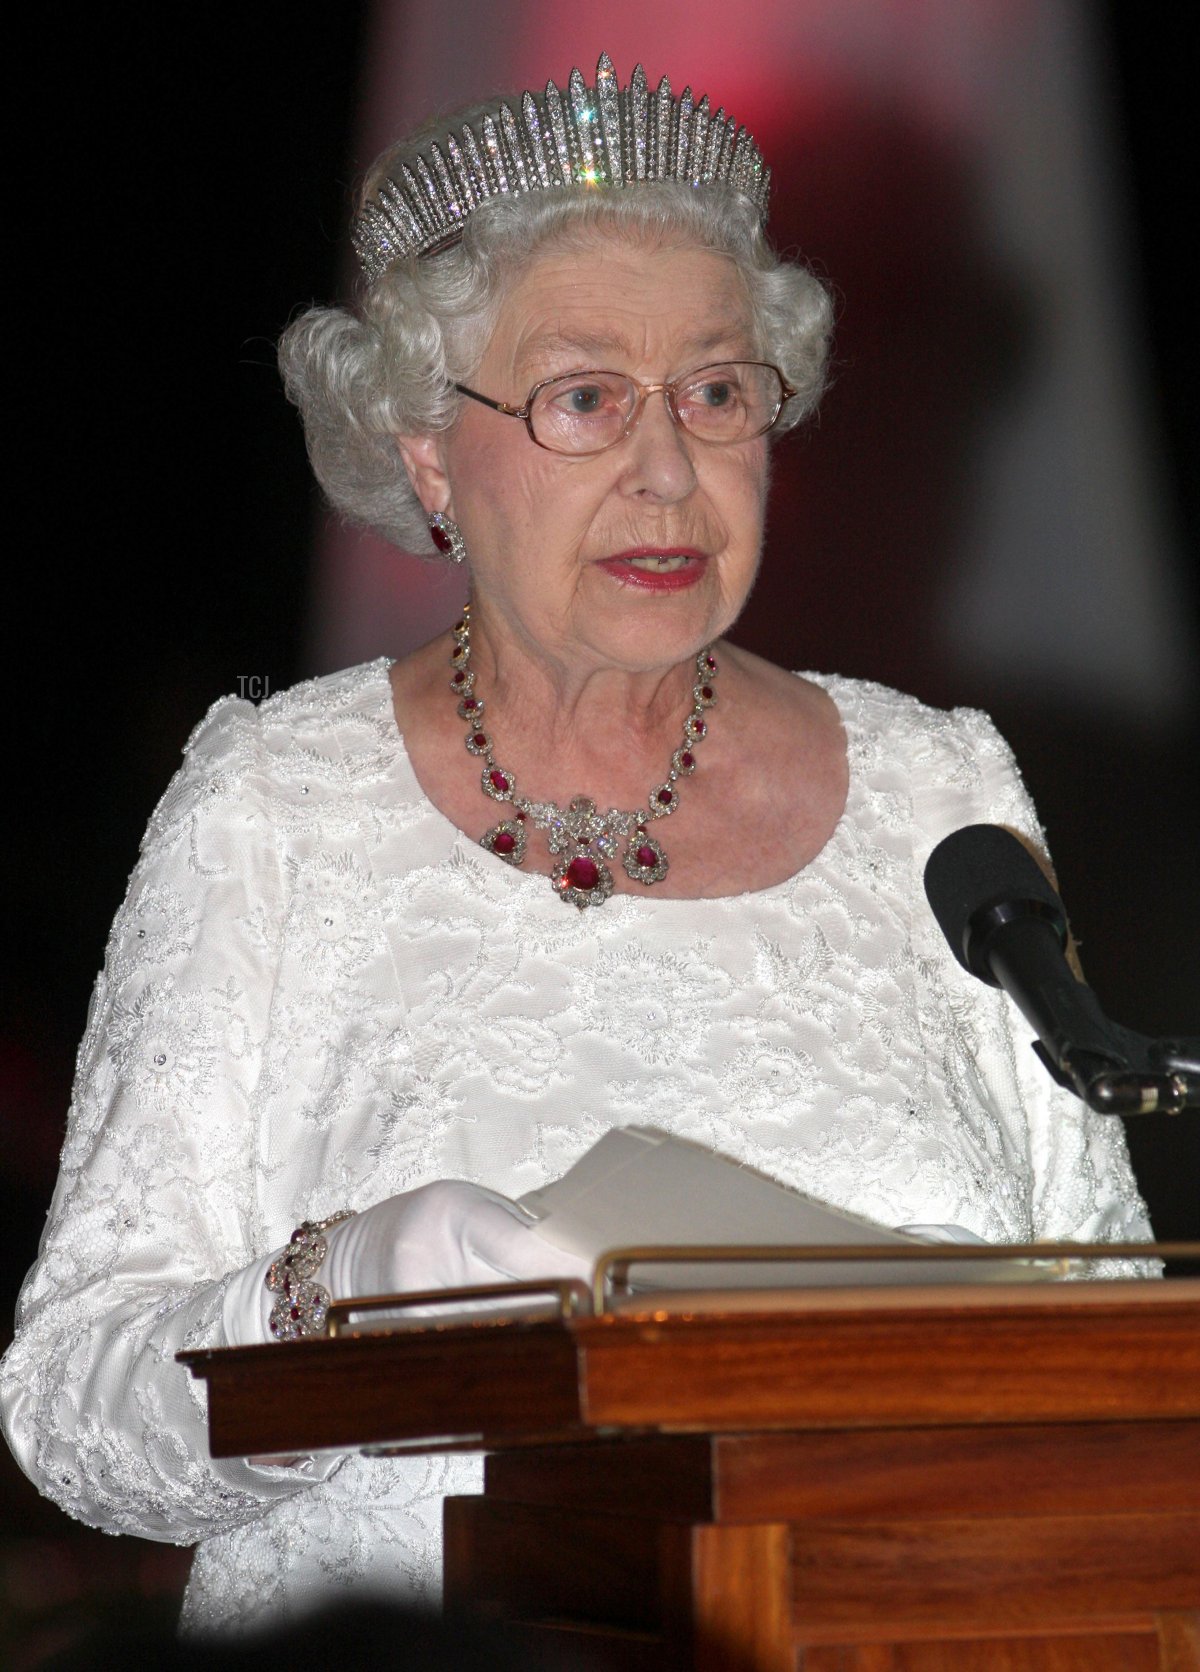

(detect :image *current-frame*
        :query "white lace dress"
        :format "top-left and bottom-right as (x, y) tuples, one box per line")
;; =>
(0, 659), (1152, 1637)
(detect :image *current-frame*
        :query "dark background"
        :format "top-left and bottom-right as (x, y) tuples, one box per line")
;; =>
(4, 7), (1196, 1656)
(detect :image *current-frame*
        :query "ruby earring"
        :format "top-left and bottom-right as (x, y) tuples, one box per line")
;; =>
(428, 510), (467, 564)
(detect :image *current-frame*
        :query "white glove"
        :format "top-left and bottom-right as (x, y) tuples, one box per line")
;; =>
(322, 1179), (590, 1300)
(223, 1180), (590, 1346)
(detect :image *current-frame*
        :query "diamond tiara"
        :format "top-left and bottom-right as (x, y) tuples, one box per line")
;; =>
(351, 52), (772, 284)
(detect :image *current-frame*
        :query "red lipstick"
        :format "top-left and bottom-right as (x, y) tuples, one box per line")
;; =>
(596, 547), (708, 592)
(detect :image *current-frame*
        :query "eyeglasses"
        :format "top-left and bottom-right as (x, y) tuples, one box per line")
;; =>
(453, 361), (797, 457)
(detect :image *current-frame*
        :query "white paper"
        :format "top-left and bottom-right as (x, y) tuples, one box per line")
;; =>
(517, 1127), (1056, 1291)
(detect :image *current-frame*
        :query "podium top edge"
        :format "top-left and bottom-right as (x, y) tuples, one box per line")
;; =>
(177, 1275), (1200, 1370)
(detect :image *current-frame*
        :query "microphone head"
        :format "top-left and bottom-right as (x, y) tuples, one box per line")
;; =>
(924, 824), (1067, 983)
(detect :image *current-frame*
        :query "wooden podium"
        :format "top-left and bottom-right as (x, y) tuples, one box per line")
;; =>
(183, 1279), (1200, 1670)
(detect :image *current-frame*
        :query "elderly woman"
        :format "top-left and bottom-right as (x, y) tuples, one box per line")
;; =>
(1, 55), (1150, 1638)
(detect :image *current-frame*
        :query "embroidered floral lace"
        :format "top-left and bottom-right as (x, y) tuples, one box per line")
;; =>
(0, 660), (1152, 1637)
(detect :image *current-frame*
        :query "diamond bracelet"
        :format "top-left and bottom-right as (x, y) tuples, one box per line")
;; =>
(265, 1211), (355, 1342)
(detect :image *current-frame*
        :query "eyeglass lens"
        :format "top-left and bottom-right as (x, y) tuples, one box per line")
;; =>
(530, 363), (784, 454)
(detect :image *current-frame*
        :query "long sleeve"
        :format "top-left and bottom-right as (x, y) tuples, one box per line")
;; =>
(908, 701), (1153, 1247)
(0, 694), (337, 1543)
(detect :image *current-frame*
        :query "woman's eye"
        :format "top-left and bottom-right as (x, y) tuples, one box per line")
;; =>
(557, 384), (608, 415)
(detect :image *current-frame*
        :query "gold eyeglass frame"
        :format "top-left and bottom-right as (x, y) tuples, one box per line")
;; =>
(453, 361), (797, 456)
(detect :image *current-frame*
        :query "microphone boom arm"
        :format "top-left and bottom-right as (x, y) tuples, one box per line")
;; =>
(925, 826), (1200, 1118)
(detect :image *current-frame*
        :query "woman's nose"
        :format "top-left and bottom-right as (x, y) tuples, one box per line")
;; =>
(618, 387), (698, 501)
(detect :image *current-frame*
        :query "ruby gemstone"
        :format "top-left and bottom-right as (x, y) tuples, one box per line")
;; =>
(471, 731), (487, 747)
(701, 685), (714, 700)
(492, 832), (517, 855)
(430, 524), (452, 555)
(462, 697), (478, 712)
(635, 844), (658, 868)
(693, 719), (707, 737)
(656, 789), (674, 806)
(680, 752), (695, 769)
(704, 654), (717, 671)
(489, 770), (510, 792)
(565, 856), (600, 890)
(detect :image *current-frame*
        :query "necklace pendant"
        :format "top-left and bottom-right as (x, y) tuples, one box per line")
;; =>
(551, 848), (615, 909)
(623, 831), (669, 885)
(481, 820), (527, 866)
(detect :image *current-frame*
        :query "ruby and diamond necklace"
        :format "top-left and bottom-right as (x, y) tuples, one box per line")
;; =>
(449, 605), (717, 908)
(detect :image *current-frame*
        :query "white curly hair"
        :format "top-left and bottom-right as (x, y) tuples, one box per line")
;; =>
(279, 140), (833, 555)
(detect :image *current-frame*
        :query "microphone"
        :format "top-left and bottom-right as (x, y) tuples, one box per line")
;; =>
(923, 825), (1198, 1116)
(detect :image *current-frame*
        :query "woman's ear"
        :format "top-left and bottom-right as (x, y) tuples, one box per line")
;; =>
(396, 433), (452, 516)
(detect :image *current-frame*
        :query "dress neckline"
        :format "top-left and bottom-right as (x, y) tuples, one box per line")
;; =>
(366, 658), (860, 908)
